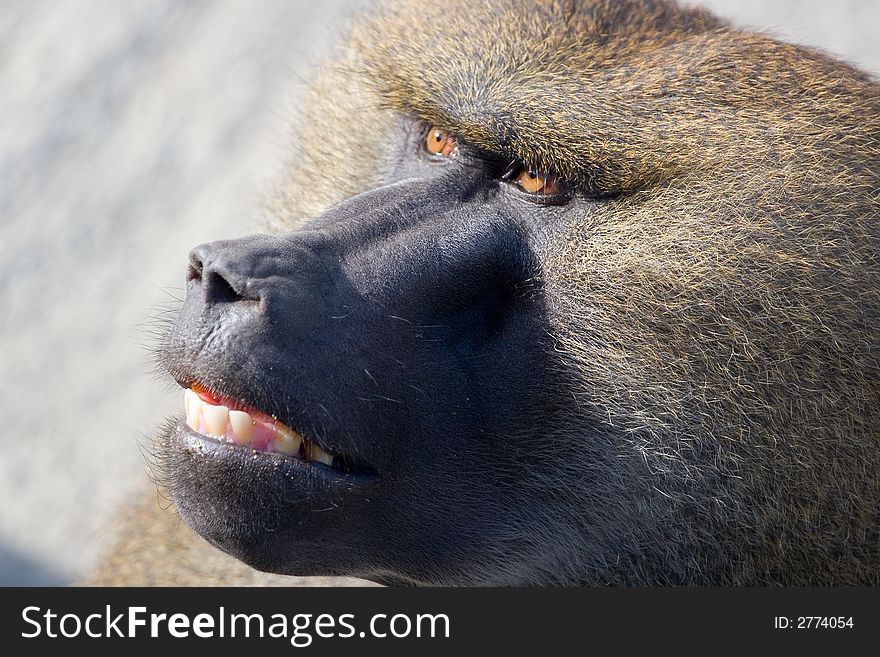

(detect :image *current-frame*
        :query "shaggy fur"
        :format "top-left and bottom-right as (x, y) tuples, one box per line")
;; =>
(273, 0), (880, 584)
(92, 0), (879, 585)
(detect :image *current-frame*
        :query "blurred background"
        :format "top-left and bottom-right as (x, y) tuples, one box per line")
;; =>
(0, 0), (877, 586)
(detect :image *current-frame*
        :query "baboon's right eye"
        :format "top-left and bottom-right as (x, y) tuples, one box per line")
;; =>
(514, 170), (562, 195)
(425, 126), (458, 157)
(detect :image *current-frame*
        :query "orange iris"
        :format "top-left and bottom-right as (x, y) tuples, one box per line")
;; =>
(425, 127), (457, 157)
(516, 170), (561, 195)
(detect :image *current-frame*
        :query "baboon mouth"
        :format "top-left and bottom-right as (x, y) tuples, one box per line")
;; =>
(181, 384), (357, 474)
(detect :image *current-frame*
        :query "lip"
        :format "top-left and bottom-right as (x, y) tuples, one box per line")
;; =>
(174, 417), (380, 488)
(165, 418), (380, 573)
(177, 379), (376, 478)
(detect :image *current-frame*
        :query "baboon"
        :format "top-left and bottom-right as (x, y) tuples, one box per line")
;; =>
(91, 0), (880, 585)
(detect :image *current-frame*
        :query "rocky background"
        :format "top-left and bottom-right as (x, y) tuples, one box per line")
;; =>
(0, 0), (877, 585)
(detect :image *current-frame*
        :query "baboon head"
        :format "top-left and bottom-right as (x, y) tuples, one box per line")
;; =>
(158, 0), (880, 585)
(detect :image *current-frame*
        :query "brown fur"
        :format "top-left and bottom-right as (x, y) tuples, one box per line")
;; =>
(90, 0), (879, 585)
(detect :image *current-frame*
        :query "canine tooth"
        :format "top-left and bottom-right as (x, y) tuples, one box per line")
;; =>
(183, 389), (191, 416)
(274, 424), (303, 455)
(229, 410), (255, 444)
(306, 441), (334, 466)
(202, 404), (229, 436)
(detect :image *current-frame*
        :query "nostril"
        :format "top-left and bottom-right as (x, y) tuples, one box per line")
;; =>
(187, 261), (203, 283)
(187, 244), (254, 305)
(204, 270), (243, 304)
(187, 248), (206, 283)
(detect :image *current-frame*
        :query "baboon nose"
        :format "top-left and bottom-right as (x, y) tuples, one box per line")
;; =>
(187, 242), (257, 305)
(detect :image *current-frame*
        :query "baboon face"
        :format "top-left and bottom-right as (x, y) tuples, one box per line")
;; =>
(163, 123), (575, 585)
(159, 0), (880, 585)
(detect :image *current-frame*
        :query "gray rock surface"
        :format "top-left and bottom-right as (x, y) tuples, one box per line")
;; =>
(0, 0), (876, 585)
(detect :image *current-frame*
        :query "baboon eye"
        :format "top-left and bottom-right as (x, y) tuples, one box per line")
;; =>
(501, 163), (569, 203)
(515, 169), (562, 195)
(425, 126), (458, 157)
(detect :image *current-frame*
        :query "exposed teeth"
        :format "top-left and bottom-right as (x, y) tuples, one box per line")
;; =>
(202, 403), (229, 436)
(184, 389), (200, 428)
(182, 388), (341, 469)
(274, 423), (303, 455)
(228, 410), (255, 444)
(306, 441), (335, 466)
